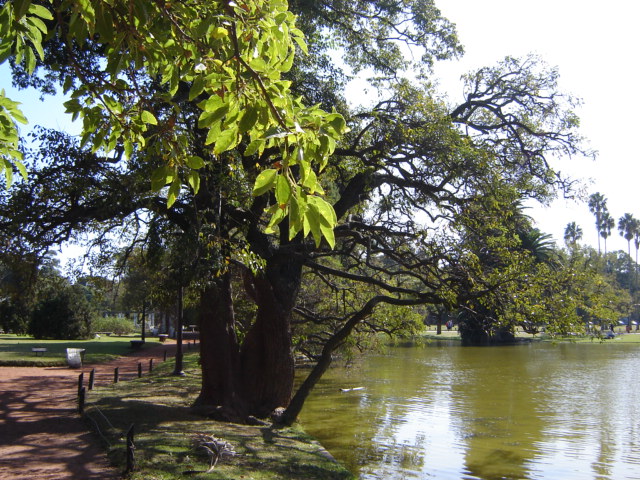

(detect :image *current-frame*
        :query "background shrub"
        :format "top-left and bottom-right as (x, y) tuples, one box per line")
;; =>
(92, 316), (135, 336)
(0, 300), (30, 335)
(29, 284), (94, 339)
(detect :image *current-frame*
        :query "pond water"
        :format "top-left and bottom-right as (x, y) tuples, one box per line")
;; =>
(298, 341), (640, 480)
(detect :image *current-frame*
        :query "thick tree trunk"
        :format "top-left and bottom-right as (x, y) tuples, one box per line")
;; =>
(195, 273), (245, 418)
(195, 253), (302, 421)
(239, 254), (302, 417)
(140, 300), (146, 343)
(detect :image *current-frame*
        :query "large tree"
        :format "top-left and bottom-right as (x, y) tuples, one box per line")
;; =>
(1, 0), (591, 423)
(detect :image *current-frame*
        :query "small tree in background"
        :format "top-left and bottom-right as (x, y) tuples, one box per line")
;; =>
(600, 211), (615, 257)
(30, 283), (95, 339)
(564, 221), (583, 249)
(588, 193), (607, 255)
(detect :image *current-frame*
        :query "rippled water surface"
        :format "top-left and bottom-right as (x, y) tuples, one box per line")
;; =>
(299, 341), (640, 479)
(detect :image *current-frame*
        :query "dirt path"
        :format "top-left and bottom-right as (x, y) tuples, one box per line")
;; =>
(0, 340), (184, 479)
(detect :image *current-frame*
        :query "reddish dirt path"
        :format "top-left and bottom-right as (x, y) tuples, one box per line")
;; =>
(0, 340), (185, 480)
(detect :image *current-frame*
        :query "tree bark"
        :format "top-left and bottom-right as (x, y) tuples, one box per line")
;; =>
(195, 273), (245, 417)
(239, 253), (302, 417)
(140, 300), (146, 343)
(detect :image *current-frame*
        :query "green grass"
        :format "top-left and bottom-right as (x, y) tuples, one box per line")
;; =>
(418, 328), (640, 344)
(545, 332), (640, 343)
(0, 334), (161, 366)
(85, 353), (354, 480)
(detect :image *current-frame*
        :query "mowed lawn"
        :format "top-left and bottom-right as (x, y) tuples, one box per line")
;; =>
(0, 334), (161, 366)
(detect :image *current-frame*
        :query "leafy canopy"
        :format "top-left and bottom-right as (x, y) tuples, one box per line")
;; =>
(0, 0), (347, 247)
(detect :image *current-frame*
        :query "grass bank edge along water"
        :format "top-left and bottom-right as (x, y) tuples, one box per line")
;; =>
(85, 352), (354, 479)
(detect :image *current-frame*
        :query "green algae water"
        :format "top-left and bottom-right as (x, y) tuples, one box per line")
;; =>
(299, 341), (640, 479)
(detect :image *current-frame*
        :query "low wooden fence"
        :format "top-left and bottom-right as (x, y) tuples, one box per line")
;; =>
(76, 339), (198, 474)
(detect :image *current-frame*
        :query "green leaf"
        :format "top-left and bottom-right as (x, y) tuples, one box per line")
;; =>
(319, 134), (336, 155)
(27, 15), (47, 34)
(24, 47), (36, 74)
(265, 205), (287, 234)
(252, 169), (277, 197)
(302, 168), (317, 191)
(292, 32), (308, 55)
(124, 140), (134, 159)
(95, 4), (114, 42)
(244, 139), (264, 157)
(213, 127), (238, 154)
(0, 42), (13, 64)
(199, 94), (225, 113)
(189, 75), (205, 101)
(13, 0), (32, 20)
(166, 177), (181, 208)
(151, 166), (173, 192)
(204, 122), (220, 145)
(249, 57), (267, 72)
(199, 104), (229, 130)
(238, 106), (258, 133)
(28, 4), (53, 20)
(288, 191), (306, 239)
(291, 145), (303, 166)
(15, 159), (27, 180)
(141, 110), (158, 125)
(275, 174), (291, 206)
(31, 33), (45, 60)
(308, 196), (336, 248)
(309, 196), (337, 225)
(187, 170), (200, 193)
(327, 114), (347, 134)
(305, 207), (322, 247)
(280, 50), (295, 72)
(3, 162), (13, 187)
(185, 155), (205, 169)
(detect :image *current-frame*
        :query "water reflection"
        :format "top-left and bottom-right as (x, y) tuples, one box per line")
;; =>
(299, 342), (640, 479)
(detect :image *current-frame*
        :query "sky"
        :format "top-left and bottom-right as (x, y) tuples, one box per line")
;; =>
(2, 0), (639, 255)
(429, 0), (640, 252)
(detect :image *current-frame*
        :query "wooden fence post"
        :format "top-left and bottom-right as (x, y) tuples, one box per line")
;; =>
(77, 372), (84, 398)
(88, 368), (95, 390)
(78, 386), (85, 414)
(125, 424), (135, 474)
(114, 367), (119, 383)
(163, 350), (167, 362)
(149, 358), (153, 372)
(138, 362), (142, 378)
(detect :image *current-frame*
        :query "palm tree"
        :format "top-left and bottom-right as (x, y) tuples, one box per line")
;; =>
(563, 222), (583, 249)
(588, 193), (608, 254)
(519, 228), (557, 264)
(618, 213), (639, 293)
(618, 213), (638, 257)
(600, 211), (615, 256)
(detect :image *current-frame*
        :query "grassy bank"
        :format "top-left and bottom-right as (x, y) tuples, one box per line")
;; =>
(418, 329), (640, 343)
(85, 352), (354, 480)
(0, 334), (161, 366)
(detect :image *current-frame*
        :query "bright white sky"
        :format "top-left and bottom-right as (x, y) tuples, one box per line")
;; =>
(2, 0), (638, 255)
(430, 0), (640, 252)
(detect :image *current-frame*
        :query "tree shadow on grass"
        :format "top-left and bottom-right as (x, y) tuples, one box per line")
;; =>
(87, 393), (353, 479)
